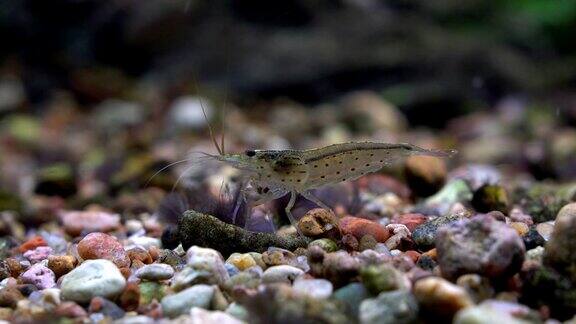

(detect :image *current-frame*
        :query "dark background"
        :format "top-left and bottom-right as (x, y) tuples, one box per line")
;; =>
(2, 0), (576, 127)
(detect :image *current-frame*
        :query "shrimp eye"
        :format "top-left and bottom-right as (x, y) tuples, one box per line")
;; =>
(245, 150), (256, 157)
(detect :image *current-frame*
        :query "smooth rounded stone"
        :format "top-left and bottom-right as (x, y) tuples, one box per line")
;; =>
(339, 216), (390, 242)
(77, 232), (130, 268)
(20, 263), (55, 290)
(225, 263), (240, 277)
(412, 213), (463, 250)
(135, 264), (174, 281)
(535, 221), (554, 241)
(456, 274), (494, 303)
(261, 265), (304, 284)
(60, 260), (126, 303)
(262, 247), (296, 267)
(404, 155), (447, 197)
(293, 278), (333, 299)
(360, 264), (410, 295)
(226, 253), (257, 271)
(23, 246), (53, 263)
(297, 208), (341, 240)
(113, 315), (155, 324)
(190, 307), (245, 324)
(160, 284), (215, 318)
(333, 283), (370, 319)
(454, 300), (540, 324)
(225, 303), (250, 322)
(393, 213), (428, 232)
(544, 203), (576, 282)
(59, 210), (120, 236)
(436, 214), (525, 280)
(47, 255), (76, 278)
(414, 277), (474, 321)
(360, 290), (419, 324)
(186, 246), (229, 285)
(308, 238), (338, 253)
(54, 300), (88, 318)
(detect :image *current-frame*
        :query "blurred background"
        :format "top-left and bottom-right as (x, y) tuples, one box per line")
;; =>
(2, 0), (576, 222)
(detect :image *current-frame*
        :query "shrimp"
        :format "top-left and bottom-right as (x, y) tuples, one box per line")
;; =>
(181, 87), (456, 233)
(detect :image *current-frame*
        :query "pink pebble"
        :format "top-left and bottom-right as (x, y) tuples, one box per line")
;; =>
(21, 263), (56, 289)
(23, 246), (53, 263)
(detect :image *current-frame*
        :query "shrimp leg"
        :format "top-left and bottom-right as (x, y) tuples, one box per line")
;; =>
(231, 180), (249, 226)
(300, 190), (331, 210)
(285, 190), (303, 235)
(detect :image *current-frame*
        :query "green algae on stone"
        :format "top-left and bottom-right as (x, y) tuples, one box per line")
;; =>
(360, 264), (408, 295)
(178, 210), (311, 256)
(513, 183), (576, 223)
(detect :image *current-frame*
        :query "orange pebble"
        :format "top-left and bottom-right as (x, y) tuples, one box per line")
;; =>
(422, 248), (437, 260)
(404, 250), (421, 263)
(18, 236), (47, 253)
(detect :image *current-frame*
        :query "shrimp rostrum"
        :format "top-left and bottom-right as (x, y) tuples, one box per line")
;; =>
(206, 140), (456, 231)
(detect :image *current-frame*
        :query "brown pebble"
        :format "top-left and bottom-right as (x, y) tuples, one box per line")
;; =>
(297, 208), (341, 240)
(148, 246), (160, 261)
(359, 234), (378, 251)
(5, 258), (23, 278)
(55, 301), (88, 318)
(77, 232), (130, 268)
(0, 307), (13, 320)
(422, 248), (437, 261)
(0, 286), (24, 308)
(47, 255), (76, 278)
(405, 250), (421, 263)
(339, 216), (390, 242)
(120, 267), (131, 279)
(119, 283), (140, 312)
(127, 247), (152, 265)
(131, 259), (145, 269)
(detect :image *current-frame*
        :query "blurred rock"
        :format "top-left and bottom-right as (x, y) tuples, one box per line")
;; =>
(359, 290), (418, 324)
(544, 202), (576, 283)
(471, 184), (510, 214)
(161, 284), (214, 318)
(454, 300), (540, 324)
(436, 214), (525, 280)
(414, 277), (474, 321)
(60, 210), (121, 236)
(339, 216), (390, 243)
(404, 156), (447, 197)
(60, 260), (126, 303)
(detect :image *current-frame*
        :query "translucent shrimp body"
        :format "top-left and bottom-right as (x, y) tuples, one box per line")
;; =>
(214, 142), (456, 230)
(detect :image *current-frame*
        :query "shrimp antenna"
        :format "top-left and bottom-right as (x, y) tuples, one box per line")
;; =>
(193, 74), (223, 156)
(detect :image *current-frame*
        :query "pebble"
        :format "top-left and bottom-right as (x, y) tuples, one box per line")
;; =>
(55, 301), (87, 318)
(339, 216), (390, 242)
(535, 221), (554, 241)
(186, 246), (229, 285)
(412, 213), (463, 250)
(322, 251), (361, 287)
(18, 236), (47, 253)
(413, 277), (474, 321)
(119, 282), (140, 311)
(20, 263), (55, 290)
(60, 259), (127, 303)
(333, 283), (370, 319)
(135, 264), (174, 281)
(455, 274), (494, 303)
(77, 232), (130, 268)
(127, 247), (153, 265)
(471, 184), (510, 214)
(23, 246), (53, 263)
(59, 210), (120, 236)
(0, 287), (24, 308)
(160, 284), (214, 318)
(47, 255), (76, 278)
(509, 222), (529, 237)
(404, 155), (447, 197)
(360, 264), (409, 295)
(384, 224), (410, 250)
(360, 290), (419, 324)
(454, 300), (540, 324)
(436, 214), (525, 280)
(89, 296), (125, 319)
(226, 253), (257, 271)
(139, 282), (165, 306)
(190, 307), (246, 324)
(261, 265), (304, 284)
(297, 208), (341, 239)
(293, 278), (333, 299)
(308, 238), (338, 253)
(544, 202), (576, 282)
(522, 228), (545, 250)
(424, 179), (473, 215)
(393, 213), (428, 232)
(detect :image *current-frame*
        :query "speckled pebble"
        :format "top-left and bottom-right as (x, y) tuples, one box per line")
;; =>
(262, 265), (304, 284)
(20, 263), (55, 290)
(77, 232), (130, 268)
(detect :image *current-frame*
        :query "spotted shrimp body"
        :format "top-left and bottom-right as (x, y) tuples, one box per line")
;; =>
(212, 141), (456, 229)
